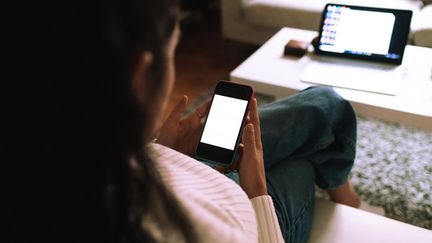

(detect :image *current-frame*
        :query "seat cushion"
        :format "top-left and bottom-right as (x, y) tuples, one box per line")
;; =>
(242, 0), (423, 31)
(309, 198), (432, 243)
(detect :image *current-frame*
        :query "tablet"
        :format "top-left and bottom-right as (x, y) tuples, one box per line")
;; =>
(315, 3), (412, 65)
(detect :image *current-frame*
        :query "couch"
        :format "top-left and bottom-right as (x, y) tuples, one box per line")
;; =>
(309, 198), (432, 243)
(221, 0), (432, 48)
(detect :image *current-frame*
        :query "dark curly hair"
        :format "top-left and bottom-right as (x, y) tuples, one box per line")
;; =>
(5, 0), (196, 242)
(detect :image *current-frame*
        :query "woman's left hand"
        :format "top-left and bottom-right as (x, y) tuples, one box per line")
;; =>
(156, 95), (210, 157)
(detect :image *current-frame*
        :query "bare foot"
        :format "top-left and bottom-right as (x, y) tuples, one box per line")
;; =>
(327, 181), (361, 208)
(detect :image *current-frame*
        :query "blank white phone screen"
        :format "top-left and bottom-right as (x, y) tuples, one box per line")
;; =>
(200, 95), (248, 150)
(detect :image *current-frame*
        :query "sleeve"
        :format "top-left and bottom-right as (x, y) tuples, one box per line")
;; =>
(250, 195), (285, 243)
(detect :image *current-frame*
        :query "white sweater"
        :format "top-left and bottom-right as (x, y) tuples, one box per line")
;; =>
(149, 143), (284, 243)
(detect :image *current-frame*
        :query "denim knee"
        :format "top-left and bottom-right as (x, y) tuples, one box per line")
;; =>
(301, 87), (357, 189)
(260, 85), (357, 190)
(302, 86), (356, 139)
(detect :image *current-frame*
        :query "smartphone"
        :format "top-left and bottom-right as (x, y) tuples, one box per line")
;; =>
(195, 81), (254, 165)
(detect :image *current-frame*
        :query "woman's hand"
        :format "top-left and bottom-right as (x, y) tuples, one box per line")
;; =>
(156, 95), (210, 157)
(224, 98), (267, 199)
(239, 98), (267, 198)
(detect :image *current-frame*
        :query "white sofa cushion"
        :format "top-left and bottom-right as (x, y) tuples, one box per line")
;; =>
(309, 198), (432, 243)
(412, 5), (432, 47)
(242, 0), (423, 31)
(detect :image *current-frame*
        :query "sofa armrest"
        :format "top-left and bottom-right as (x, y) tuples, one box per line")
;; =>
(221, 0), (279, 44)
(412, 5), (432, 47)
(422, 0), (432, 6)
(221, 0), (244, 35)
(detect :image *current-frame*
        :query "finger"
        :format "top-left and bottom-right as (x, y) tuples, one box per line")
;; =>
(242, 123), (256, 156)
(245, 115), (251, 124)
(228, 157), (241, 171)
(215, 161), (239, 174)
(249, 98), (262, 147)
(184, 100), (209, 130)
(214, 165), (227, 173)
(183, 99), (210, 125)
(238, 143), (244, 159)
(195, 99), (211, 118)
(189, 121), (205, 145)
(167, 95), (188, 122)
(231, 144), (243, 171)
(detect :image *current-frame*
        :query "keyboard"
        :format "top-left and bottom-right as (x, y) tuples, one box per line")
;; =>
(301, 58), (403, 96)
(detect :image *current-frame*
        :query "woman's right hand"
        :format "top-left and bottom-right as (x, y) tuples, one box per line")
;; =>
(237, 98), (267, 199)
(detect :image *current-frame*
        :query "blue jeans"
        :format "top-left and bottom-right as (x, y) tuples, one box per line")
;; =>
(259, 86), (357, 243)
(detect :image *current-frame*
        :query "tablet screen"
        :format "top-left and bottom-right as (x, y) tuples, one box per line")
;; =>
(316, 4), (412, 64)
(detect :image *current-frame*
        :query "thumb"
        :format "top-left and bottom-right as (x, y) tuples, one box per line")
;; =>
(167, 95), (188, 122)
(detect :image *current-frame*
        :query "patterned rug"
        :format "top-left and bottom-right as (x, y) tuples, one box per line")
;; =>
(350, 115), (432, 229)
(185, 90), (432, 229)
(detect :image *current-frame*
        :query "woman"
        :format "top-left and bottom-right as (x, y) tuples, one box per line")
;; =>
(6, 0), (360, 242)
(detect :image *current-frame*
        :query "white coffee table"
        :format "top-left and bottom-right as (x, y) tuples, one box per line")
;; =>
(230, 27), (432, 130)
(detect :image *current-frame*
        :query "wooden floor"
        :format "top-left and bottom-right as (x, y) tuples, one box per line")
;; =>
(164, 8), (257, 120)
